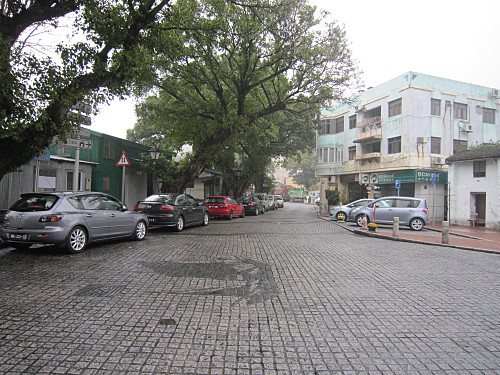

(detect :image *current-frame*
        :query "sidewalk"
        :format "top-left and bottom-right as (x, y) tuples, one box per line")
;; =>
(325, 217), (500, 254)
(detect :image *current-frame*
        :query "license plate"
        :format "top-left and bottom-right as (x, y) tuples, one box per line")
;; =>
(8, 233), (29, 241)
(148, 218), (155, 223)
(209, 206), (218, 208)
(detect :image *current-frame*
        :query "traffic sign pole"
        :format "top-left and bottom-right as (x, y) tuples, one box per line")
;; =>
(73, 146), (80, 193)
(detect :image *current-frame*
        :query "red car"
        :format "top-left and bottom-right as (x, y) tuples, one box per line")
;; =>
(203, 196), (245, 220)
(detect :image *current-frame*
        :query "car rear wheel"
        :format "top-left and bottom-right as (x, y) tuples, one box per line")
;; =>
(227, 210), (233, 220)
(355, 214), (368, 227)
(254, 208), (259, 216)
(239, 210), (245, 218)
(66, 226), (87, 254)
(132, 220), (147, 240)
(202, 212), (209, 226)
(175, 216), (185, 232)
(409, 218), (424, 231)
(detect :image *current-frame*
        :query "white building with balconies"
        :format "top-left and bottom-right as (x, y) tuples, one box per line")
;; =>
(316, 72), (499, 222)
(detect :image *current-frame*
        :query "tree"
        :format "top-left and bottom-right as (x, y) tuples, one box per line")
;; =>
(283, 149), (317, 190)
(130, 0), (358, 192)
(0, 0), (172, 181)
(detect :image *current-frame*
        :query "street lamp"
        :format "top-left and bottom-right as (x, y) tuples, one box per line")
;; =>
(149, 147), (160, 193)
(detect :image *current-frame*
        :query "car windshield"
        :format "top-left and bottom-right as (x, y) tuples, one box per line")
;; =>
(205, 197), (226, 204)
(238, 197), (252, 202)
(144, 194), (176, 204)
(10, 194), (59, 212)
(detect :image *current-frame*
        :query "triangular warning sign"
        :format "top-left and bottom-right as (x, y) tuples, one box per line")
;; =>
(116, 151), (131, 166)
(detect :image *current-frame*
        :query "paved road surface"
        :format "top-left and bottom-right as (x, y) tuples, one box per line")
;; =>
(0, 203), (498, 374)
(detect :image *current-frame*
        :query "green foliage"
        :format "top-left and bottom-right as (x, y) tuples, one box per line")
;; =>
(0, 1), (172, 180)
(129, 0), (358, 191)
(283, 150), (317, 190)
(325, 189), (341, 206)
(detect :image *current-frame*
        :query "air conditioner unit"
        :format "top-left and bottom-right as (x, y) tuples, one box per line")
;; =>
(492, 89), (500, 98)
(463, 123), (473, 132)
(416, 136), (425, 144)
(431, 156), (445, 165)
(328, 176), (337, 183)
(84, 177), (92, 190)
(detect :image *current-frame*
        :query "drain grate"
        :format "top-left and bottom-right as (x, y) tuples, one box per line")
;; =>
(74, 284), (126, 297)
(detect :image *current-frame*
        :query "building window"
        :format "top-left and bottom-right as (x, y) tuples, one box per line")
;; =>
(103, 138), (114, 159)
(319, 118), (328, 134)
(387, 136), (401, 154)
(453, 103), (467, 120)
(362, 141), (380, 154)
(348, 146), (356, 160)
(483, 108), (495, 124)
(335, 116), (344, 133)
(473, 161), (486, 177)
(66, 171), (82, 191)
(328, 148), (335, 162)
(349, 115), (357, 129)
(453, 140), (468, 154)
(431, 137), (441, 154)
(388, 99), (402, 117)
(39, 169), (57, 177)
(337, 147), (343, 162)
(322, 148), (328, 163)
(431, 99), (441, 116)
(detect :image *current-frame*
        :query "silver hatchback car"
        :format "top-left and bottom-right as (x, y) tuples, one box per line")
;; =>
(329, 198), (374, 220)
(0, 192), (148, 253)
(348, 196), (429, 231)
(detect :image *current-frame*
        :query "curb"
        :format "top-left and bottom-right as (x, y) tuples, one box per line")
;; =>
(319, 216), (499, 255)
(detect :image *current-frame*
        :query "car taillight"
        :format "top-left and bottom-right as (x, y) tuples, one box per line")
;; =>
(248, 203), (255, 207)
(133, 204), (140, 211)
(39, 215), (63, 223)
(159, 205), (173, 211)
(422, 209), (428, 214)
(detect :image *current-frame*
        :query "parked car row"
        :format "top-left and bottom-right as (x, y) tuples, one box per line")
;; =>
(331, 196), (429, 231)
(0, 191), (288, 254)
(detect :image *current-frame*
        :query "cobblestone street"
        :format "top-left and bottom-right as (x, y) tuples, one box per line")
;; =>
(0, 203), (498, 374)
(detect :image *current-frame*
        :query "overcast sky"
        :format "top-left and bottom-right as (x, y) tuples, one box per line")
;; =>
(91, 0), (500, 139)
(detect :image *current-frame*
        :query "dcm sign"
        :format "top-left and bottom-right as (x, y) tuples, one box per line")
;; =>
(360, 170), (447, 184)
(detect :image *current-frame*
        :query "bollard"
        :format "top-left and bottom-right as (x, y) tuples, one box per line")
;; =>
(392, 217), (399, 237)
(442, 221), (449, 244)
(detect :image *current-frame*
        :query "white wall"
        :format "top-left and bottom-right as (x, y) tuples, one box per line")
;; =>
(448, 160), (499, 229)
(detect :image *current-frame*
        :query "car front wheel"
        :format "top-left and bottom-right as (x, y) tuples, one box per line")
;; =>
(409, 218), (424, 231)
(336, 211), (347, 220)
(132, 220), (147, 240)
(66, 226), (87, 253)
(254, 208), (259, 216)
(175, 216), (185, 232)
(239, 210), (245, 218)
(227, 210), (233, 220)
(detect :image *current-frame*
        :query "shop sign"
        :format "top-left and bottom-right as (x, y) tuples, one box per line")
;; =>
(416, 170), (447, 184)
(377, 170), (415, 184)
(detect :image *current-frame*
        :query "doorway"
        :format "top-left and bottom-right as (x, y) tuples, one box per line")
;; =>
(471, 193), (486, 226)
